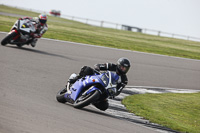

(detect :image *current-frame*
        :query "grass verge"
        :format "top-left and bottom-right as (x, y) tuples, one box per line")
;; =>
(122, 93), (200, 133)
(0, 5), (200, 60)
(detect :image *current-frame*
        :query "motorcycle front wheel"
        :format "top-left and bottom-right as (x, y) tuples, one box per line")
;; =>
(1, 32), (17, 46)
(56, 88), (67, 103)
(73, 90), (100, 109)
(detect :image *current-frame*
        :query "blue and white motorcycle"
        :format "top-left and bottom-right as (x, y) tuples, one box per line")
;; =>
(56, 71), (119, 109)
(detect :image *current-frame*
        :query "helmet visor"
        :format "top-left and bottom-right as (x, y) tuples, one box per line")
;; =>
(39, 19), (47, 24)
(119, 65), (129, 74)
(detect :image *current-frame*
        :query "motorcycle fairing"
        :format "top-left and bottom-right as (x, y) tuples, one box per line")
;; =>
(64, 71), (119, 103)
(68, 75), (104, 101)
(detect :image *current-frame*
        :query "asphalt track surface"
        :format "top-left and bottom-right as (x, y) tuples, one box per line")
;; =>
(0, 32), (200, 133)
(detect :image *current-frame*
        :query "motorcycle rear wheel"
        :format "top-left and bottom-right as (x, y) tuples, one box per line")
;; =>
(1, 32), (17, 46)
(73, 90), (100, 109)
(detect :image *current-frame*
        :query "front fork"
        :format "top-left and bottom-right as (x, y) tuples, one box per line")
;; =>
(64, 82), (74, 103)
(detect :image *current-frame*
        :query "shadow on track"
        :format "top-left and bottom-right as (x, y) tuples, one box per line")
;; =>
(81, 107), (114, 117)
(7, 46), (74, 61)
(63, 102), (121, 120)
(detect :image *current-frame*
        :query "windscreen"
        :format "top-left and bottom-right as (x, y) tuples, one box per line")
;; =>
(100, 72), (119, 87)
(100, 72), (109, 86)
(110, 72), (119, 85)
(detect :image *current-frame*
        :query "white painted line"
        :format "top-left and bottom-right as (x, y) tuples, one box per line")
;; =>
(124, 86), (200, 94)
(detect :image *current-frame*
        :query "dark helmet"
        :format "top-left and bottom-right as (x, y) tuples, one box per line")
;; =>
(38, 14), (47, 25)
(116, 57), (131, 75)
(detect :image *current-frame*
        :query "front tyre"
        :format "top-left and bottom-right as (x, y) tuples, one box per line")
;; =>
(56, 88), (67, 103)
(1, 32), (17, 46)
(73, 90), (100, 109)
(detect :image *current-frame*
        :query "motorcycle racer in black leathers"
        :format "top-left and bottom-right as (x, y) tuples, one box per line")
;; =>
(68, 57), (131, 111)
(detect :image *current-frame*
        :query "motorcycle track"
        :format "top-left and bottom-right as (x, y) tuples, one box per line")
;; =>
(0, 32), (200, 133)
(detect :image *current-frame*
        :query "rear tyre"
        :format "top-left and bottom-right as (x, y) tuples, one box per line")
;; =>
(56, 88), (67, 103)
(73, 90), (100, 109)
(1, 32), (17, 46)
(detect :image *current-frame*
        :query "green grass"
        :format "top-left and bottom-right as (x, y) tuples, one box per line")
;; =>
(122, 93), (200, 133)
(0, 4), (200, 60)
(0, 4), (40, 16)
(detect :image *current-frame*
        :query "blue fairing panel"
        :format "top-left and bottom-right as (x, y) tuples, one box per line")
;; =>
(69, 75), (103, 101)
